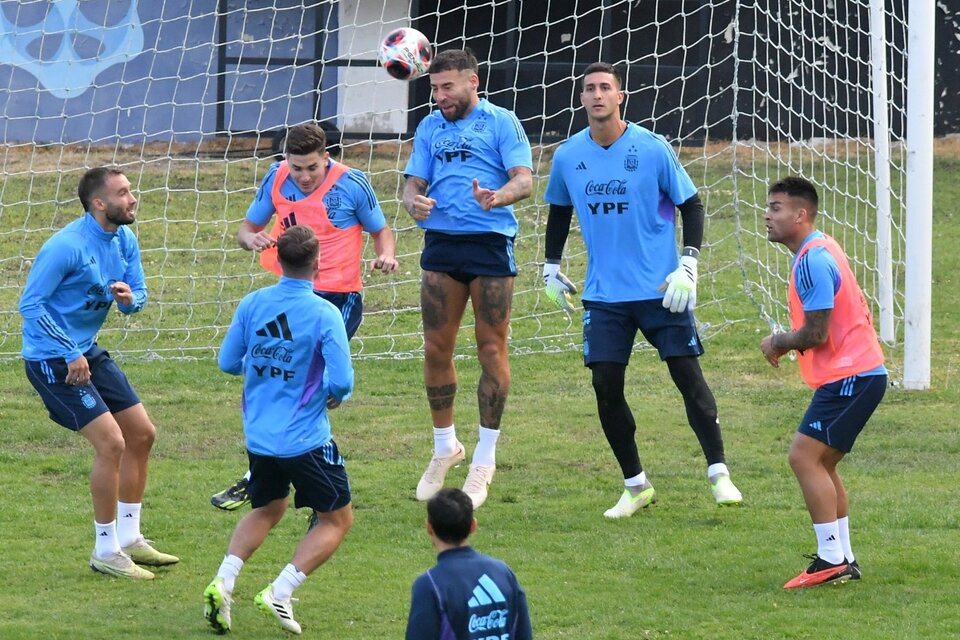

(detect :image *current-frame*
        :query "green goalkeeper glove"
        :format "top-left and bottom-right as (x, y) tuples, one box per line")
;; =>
(659, 248), (699, 313)
(542, 262), (578, 314)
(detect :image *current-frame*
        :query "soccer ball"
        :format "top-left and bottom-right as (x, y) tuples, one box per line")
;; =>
(379, 27), (432, 81)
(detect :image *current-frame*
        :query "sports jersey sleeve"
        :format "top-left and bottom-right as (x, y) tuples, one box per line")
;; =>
(512, 579), (533, 640)
(218, 297), (249, 376)
(403, 118), (434, 182)
(116, 229), (147, 314)
(497, 109), (533, 171)
(405, 574), (441, 640)
(342, 169), (387, 233)
(795, 246), (841, 311)
(543, 147), (572, 206)
(319, 307), (354, 402)
(654, 134), (697, 206)
(18, 236), (82, 361)
(245, 163), (280, 227)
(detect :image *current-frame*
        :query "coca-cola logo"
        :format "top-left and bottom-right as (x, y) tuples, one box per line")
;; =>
(251, 343), (294, 363)
(585, 179), (627, 196)
(468, 609), (508, 633)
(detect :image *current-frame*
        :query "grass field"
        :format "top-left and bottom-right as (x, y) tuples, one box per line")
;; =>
(0, 151), (958, 639)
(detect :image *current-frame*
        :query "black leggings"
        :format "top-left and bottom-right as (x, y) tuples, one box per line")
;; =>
(591, 356), (726, 479)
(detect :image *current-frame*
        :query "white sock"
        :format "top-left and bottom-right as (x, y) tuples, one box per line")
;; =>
(116, 501), (142, 548)
(94, 520), (121, 557)
(813, 521), (844, 564)
(271, 563), (307, 601)
(217, 554), (245, 593)
(433, 425), (458, 457)
(707, 463), (729, 479)
(243, 469), (252, 482)
(624, 472), (648, 487)
(838, 516), (855, 562)
(471, 426), (500, 466)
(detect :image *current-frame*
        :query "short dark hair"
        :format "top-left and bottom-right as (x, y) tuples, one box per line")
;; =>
(427, 488), (474, 544)
(284, 123), (326, 157)
(768, 176), (819, 211)
(276, 225), (319, 271)
(430, 48), (479, 75)
(78, 167), (125, 213)
(582, 62), (622, 89)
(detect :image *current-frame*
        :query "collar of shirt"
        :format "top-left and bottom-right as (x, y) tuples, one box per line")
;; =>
(81, 212), (118, 241)
(277, 276), (316, 290)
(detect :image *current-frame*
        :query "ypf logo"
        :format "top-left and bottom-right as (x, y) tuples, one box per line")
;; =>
(0, 0), (144, 99)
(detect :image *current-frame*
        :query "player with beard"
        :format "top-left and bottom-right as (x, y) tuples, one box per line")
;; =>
(403, 49), (533, 509)
(19, 167), (178, 579)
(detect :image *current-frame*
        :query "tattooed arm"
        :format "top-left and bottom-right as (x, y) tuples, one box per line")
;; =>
(404, 176), (436, 222)
(760, 309), (831, 367)
(472, 166), (534, 212)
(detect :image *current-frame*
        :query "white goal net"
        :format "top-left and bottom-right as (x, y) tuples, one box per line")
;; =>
(0, 0), (915, 375)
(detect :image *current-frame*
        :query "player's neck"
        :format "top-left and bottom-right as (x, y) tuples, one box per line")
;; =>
(589, 117), (627, 147)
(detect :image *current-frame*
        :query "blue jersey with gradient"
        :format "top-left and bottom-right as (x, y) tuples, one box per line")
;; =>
(404, 98), (532, 237)
(544, 123), (697, 302)
(406, 546), (532, 640)
(794, 231), (887, 377)
(218, 277), (354, 457)
(247, 160), (387, 233)
(19, 213), (147, 362)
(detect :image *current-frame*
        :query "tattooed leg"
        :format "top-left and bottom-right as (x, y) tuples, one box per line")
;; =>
(421, 270), (469, 427)
(471, 276), (514, 429)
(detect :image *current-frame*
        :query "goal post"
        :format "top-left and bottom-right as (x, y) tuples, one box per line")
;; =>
(0, 0), (932, 387)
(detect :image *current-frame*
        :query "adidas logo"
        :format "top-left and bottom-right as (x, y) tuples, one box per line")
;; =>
(575, 161), (587, 170)
(809, 420), (822, 432)
(468, 574), (507, 608)
(687, 336), (698, 347)
(98, 531), (108, 537)
(256, 313), (293, 340)
(826, 534), (837, 541)
(122, 513), (134, 518)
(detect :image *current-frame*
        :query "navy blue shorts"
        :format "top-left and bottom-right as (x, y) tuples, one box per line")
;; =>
(798, 374), (887, 453)
(582, 299), (703, 365)
(23, 345), (141, 431)
(420, 231), (517, 284)
(315, 290), (363, 340)
(247, 440), (352, 512)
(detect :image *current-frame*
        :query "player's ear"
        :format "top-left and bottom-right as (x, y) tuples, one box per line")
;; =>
(469, 517), (478, 535)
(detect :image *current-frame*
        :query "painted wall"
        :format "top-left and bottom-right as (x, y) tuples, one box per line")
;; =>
(0, 0), (413, 143)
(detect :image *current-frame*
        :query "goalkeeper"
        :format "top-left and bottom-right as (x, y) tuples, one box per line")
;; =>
(541, 62), (742, 518)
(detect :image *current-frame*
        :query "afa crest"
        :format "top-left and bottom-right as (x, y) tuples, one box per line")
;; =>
(624, 154), (639, 172)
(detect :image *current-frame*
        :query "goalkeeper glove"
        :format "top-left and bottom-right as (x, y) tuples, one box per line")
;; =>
(659, 248), (699, 313)
(542, 262), (578, 314)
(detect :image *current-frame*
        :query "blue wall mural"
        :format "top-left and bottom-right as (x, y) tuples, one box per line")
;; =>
(0, 0), (334, 143)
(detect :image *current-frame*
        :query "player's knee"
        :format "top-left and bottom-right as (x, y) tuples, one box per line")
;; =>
(96, 432), (126, 463)
(126, 420), (157, 452)
(591, 363), (625, 405)
(476, 340), (509, 376)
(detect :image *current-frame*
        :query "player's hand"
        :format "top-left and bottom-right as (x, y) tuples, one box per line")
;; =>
(65, 355), (91, 386)
(542, 262), (578, 314)
(472, 179), (501, 211)
(659, 253), (698, 313)
(408, 194), (436, 221)
(244, 231), (276, 252)
(760, 334), (788, 368)
(109, 281), (133, 305)
(372, 254), (399, 273)
(326, 395), (342, 410)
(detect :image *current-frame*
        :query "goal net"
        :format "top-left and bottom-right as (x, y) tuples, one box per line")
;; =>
(0, 0), (912, 375)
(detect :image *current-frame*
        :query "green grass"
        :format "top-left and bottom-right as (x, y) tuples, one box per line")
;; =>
(0, 147), (957, 638)
(0, 338), (958, 639)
